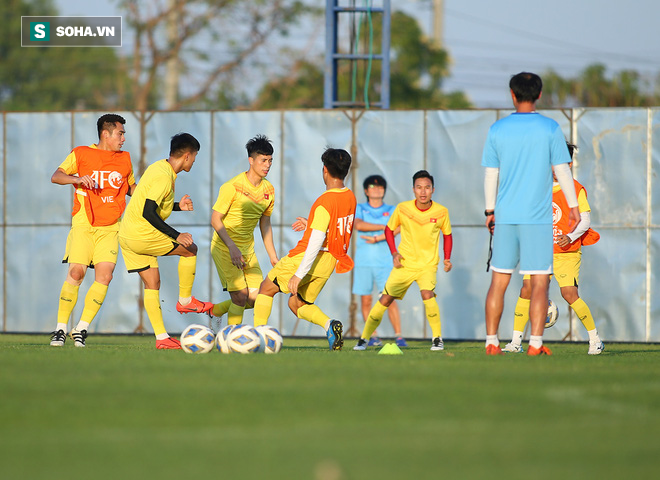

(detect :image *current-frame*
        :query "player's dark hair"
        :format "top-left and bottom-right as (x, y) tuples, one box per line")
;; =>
(566, 141), (577, 159)
(509, 72), (542, 103)
(363, 175), (387, 193)
(170, 133), (200, 157)
(412, 170), (434, 187)
(97, 113), (126, 139)
(322, 148), (352, 180)
(246, 134), (274, 158)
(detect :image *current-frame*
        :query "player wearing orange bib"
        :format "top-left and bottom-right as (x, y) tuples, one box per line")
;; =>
(252, 148), (356, 350)
(503, 142), (604, 355)
(354, 170), (453, 352)
(50, 114), (136, 348)
(209, 135), (278, 329)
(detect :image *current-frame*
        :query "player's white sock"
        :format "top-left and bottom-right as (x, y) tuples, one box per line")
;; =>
(178, 296), (191, 305)
(511, 330), (523, 346)
(56, 322), (68, 332)
(529, 335), (543, 349)
(155, 333), (169, 340)
(76, 321), (90, 331)
(486, 334), (499, 347)
(587, 329), (600, 343)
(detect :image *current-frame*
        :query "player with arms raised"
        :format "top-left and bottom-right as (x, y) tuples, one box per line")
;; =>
(252, 147), (356, 350)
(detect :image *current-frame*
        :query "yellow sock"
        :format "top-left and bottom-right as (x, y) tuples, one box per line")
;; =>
(361, 301), (387, 339)
(423, 297), (442, 338)
(212, 299), (232, 317)
(253, 294), (274, 327)
(514, 297), (531, 332)
(78, 282), (108, 326)
(178, 256), (196, 299)
(571, 297), (596, 331)
(297, 304), (330, 328)
(144, 289), (167, 336)
(57, 281), (79, 324)
(227, 302), (246, 325)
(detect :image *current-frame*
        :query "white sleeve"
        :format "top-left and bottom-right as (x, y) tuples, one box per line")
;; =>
(484, 167), (499, 210)
(567, 211), (591, 242)
(294, 229), (326, 279)
(553, 163), (578, 208)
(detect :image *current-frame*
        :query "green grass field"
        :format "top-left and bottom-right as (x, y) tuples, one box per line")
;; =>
(1, 334), (659, 480)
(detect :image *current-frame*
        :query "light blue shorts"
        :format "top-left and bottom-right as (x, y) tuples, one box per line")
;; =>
(352, 266), (392, 296)
(491, 223), (553, 274)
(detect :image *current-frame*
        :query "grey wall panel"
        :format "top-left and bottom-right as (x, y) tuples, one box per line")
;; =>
(7, 113), (72, 225)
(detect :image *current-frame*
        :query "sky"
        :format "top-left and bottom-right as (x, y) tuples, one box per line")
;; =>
(54, 0), (660, 108)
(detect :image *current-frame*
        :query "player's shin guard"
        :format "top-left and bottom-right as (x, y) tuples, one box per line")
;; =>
(362, 301), (387, 339)
(144, 288), (167, 336)
(57, 281), (80, 324)
(178, 256), (196, 299)
(297, 303), (330, 328)
(253, 294), (273, 327)
(212, 299), (232, 318)
(78, 281), (108, 326)
(570, 297), (596, 331)
(514, 297), (531, 332)
(423, 297), (442, 338)
(227, 302), (246, 325)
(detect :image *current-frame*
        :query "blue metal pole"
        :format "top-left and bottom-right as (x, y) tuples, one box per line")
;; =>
(324, 0), (337, 109)
(381, 0), (391, 109)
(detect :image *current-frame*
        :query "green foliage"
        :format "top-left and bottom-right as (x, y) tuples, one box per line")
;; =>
(253, 11), (471, 109)
(1, 335), (659, 479)
(0, 0), (132, 111)
(539, 63), (660, 107)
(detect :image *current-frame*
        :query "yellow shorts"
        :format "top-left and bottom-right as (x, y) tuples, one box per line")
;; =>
(383, 264), (438, 299)
(522, 250), (581, 288)
(552, 251), (581, 288)
(268, 251), (336, 304)
(211, 245), (263, 292)
(62, 225), (119, 267)
(118, 234), (177, 272)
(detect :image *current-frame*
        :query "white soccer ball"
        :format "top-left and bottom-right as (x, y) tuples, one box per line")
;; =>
(545, 299), (559, 329)
(215, 325), (235, 354)
(255, 325), (283, 354)
(180, 324), (216, 354)
(226, 325), (264, 354)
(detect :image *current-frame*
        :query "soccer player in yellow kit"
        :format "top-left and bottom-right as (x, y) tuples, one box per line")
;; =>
(119, 133), (212, 350)
(354, 170), (453, 351)
(50, 114), (135, 348)
(252, 147), (356, 350)
(209, 135), (279, 329)
(503, 142), (604, 355)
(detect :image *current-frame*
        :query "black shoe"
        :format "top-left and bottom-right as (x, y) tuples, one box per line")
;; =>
(50, 329), (66, 347)
(327, 320), (343, 351)
(70, 328), (88, 348)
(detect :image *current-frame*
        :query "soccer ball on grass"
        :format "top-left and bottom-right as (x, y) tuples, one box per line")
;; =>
(180, 324), (216, 354)
(226, 325), (264, 354)
(255, 325), (283, 354)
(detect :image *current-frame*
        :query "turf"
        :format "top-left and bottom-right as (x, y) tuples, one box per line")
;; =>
(1, 334), (659, 480)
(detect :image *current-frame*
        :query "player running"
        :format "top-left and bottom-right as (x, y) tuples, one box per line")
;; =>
(252, 147), (356, 350)
(118, 133), (212, 350)
(50, 114), (135, 348)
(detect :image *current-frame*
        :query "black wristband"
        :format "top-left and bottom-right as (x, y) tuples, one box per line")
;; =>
(484, 210), (494, 217)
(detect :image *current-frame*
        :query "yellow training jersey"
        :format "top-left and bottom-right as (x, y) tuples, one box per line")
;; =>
(59, 144), (136, 231)
(387, 200), (452, 269)
(211, 172), (274, 253)
(119, 159), (176, 240)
